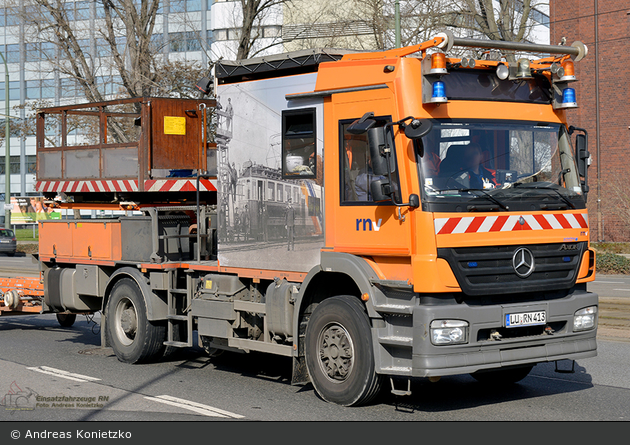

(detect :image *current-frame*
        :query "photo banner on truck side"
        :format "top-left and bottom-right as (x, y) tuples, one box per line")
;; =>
(215, 73), (324, 273)
(10, 196), (61, 223)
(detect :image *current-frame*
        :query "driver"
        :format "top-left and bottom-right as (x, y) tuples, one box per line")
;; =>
(463, 143), (497, 189)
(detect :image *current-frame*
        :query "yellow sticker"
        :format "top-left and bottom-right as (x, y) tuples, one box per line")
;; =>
(205, 280), (212, 289)
(164, 116), (186, 135)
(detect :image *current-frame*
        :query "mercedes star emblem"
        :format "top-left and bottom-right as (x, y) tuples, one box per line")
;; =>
(512, 247), (535, 278)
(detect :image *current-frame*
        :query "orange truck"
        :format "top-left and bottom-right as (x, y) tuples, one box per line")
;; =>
(1, 32), (597, 406)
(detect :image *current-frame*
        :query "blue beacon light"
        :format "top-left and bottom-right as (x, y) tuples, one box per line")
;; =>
(431, 80), (447, 103)
(561, 87), (577, 108)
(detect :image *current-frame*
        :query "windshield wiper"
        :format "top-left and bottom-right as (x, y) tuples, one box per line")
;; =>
(458, 188), (510, 210)
(547, 188), (576, 209)
(512, 182), (576, 209)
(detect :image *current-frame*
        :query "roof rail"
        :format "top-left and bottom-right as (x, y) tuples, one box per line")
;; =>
(343, 30), (588, 62)
(451, 36), (588, 61)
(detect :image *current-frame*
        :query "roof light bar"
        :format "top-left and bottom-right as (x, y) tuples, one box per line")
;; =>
(496, 63), (509, 80)
(560, 60), (576, 82)
(461, 57), (476, 68)
(431, 81), (447, 103)
(430, 52), (447, 74)
(560, 87), (577, 108)
(516, 58), (533, 79)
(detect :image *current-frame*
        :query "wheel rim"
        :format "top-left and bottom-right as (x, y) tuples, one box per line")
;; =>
(113, 296), (138, 347)
(317, 322), (355, 383)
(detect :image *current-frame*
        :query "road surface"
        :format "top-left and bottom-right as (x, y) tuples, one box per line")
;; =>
(0, 312), (629, 422)
(0, 254), (628, 423)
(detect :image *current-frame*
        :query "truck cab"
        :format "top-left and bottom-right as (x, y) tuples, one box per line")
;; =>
(279, 34), (596, 404)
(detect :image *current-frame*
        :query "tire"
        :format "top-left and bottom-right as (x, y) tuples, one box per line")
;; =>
(304, 295), (383, 406)
(106, 278), (166, 364)
(470, 365), (534, 385)
(56, 313), (77, 327)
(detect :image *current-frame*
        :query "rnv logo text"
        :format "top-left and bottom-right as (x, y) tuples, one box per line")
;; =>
(356, 218), (382, 232)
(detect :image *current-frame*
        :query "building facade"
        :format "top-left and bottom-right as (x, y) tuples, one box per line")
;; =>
(550, 0), (630, 241)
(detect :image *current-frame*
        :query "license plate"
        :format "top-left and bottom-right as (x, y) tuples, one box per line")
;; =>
(0, 240), (10, 243)
(505, 311), (546, 328)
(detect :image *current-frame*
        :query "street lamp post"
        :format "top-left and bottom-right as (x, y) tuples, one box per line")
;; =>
(0, 51), (9, 230)
(394, 0), (401, 48)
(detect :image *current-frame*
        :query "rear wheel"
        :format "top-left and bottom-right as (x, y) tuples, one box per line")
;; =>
(470, 365), (534, 385)
(106, 278), (166, 364)
(305, 296), (382, 406)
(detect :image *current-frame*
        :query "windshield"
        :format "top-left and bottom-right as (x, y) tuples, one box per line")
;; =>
(417, 120), (585, 212)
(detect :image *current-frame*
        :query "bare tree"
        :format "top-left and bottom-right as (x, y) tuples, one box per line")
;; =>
(282, 0), (381, 51)
(100, 0), (161, 98)
(459, 0), (533, 42)
(11, 0), (205, 100)
(1, 0), (208, 148)
(235, 0), (287, 59)
(281, 0), (542, 54)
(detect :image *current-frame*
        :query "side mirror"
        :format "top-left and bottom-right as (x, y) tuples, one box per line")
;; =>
(404, 119), (432, 139)
(347, 112), (376, 135)
(408, 194), (420, 208)
(576, 133), (589, 178)
(367, 127), (391, 176)
(367, 126), (397, 177)
(370, 178), (392, 202)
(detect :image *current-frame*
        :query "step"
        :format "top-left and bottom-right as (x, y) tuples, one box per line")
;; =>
(380, 366), (412, 376)
(167, 315), (189, 321)
(372, 304), (413, 315)
(163, 341), (192, 347)
(378, 336), (413, 347)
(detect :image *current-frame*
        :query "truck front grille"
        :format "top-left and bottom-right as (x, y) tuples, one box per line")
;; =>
(437, 242), (586, 296)
(477, 321), (567, 341)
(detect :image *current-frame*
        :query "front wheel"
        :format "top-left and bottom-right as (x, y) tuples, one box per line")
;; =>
(304, 296), (383, 406)
(106, 278), (166, 364)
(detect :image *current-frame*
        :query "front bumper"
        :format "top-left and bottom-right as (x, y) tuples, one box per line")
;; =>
(409, 289), (598, 377)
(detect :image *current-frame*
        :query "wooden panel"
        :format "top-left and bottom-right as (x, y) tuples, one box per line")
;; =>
(150, 98), (212, 170)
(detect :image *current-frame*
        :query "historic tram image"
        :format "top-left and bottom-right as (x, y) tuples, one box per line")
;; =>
(215, 73), (324, 273)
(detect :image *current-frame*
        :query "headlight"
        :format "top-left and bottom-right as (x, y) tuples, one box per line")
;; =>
(574, 306), (598, 331)
(430, 320), (469, 345)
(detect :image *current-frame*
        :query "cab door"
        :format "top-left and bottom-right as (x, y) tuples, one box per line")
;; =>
(324, 89), (414, 280)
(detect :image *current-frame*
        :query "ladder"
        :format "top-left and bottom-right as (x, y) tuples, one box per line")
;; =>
(216, 135), (231, 241)
(164, 268), (193, 348)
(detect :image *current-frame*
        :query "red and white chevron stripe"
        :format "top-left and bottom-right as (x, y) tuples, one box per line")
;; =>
(434, 212), (588, 235)
(144, 179), (217, 192)
(36, 178), (217, 194)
